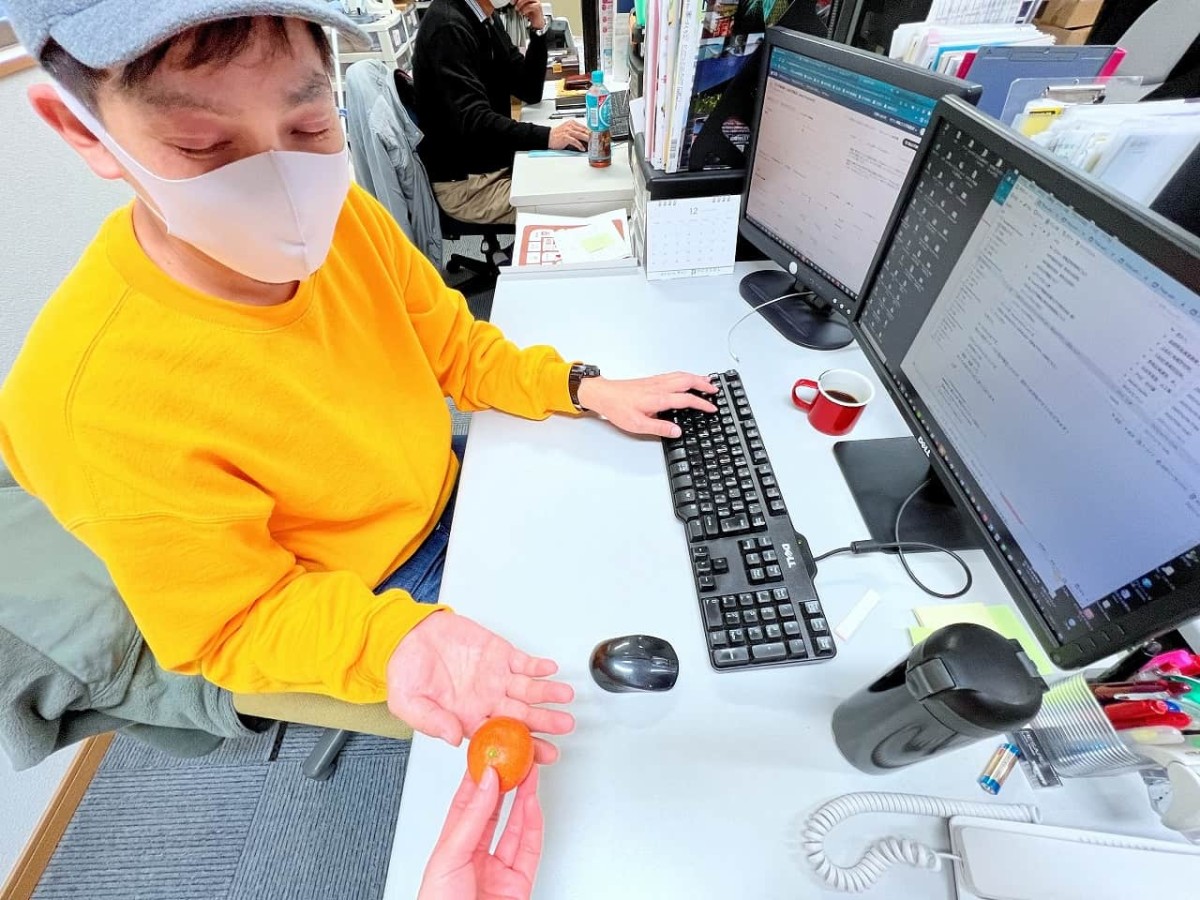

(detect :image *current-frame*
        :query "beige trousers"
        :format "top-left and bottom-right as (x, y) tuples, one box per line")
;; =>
(433, 169), (517, 226)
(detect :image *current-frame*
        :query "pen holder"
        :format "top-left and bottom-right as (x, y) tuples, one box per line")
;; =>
(1021, 673), (1148, 778)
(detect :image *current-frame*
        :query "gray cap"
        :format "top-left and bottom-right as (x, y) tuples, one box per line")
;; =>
(7, 0), (368, 69)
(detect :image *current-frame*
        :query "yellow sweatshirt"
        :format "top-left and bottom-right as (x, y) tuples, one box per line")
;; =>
(0, 185), (575, 703)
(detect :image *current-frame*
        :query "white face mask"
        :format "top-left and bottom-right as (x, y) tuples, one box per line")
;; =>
(57, 87), (350, 284)
(491, 0), (512, 8)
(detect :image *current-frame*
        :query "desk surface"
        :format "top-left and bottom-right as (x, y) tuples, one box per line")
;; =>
(510, 82), (635, 216)
(383, 263), (1175, 899)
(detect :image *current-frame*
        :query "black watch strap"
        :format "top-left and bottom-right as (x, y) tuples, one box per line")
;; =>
(568, 364), (601, 411)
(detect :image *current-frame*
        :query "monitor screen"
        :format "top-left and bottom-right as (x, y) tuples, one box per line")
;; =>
(744, 45), (936, 303)
(856, 106), (1200, 665)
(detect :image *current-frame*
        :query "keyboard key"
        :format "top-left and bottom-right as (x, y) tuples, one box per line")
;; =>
(765, 565), (783, 581)
(758, 537), (773, 548)
(669, 461), (690, 477)
(762, 549), (778, 563)
(803, 601), (823, 616)
(738, 538), (757, 553)
(755, 590), (773, 604)
(712, 557), (729, 574)
(703, 515), (720, 538)
(765, 624), (782, 639)
(745, 552), (762, 567)
(815, 636), (835, 655)
(668, 448), (688, 463)
(773, 588), (790, 601)
(695, 559), (712, 575)
(699, 501), (715, 514)
(704, 598), (723, 627)
(724, 612), (741, 627)
(769, 499), (787, 515)
(747, 626), (764, 642)
(738, 592), (755, 606)
(809, 617), (828, 633)
(779, 603), (796, 618)
(788, 639), (807, 657)
(688, 520), (704, 542)
(719, 514), (750, 535)
(698, 575), (716, 591)
(761, 608), (777, 622)
(721, 596), (737, 610)
(713, 647), (750, 667)
(742, 609), (759, 624)
(765, 487), (782, 499)
(751, 642), (787, 661)
(784, 620), (801, 636)
(750, 515), (767, 530)
(728, 628), (746, 644)
(678, 503), (699, 520)
(760, 475), (776, 487)
(674, 488), (697, 505)
(672, 474), (693, 489)
(748, 567), (766, 583)
(709, 630), (728, 647)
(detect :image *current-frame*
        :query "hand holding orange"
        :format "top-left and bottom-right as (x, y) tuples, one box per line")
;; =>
(467, 716), (535, 793)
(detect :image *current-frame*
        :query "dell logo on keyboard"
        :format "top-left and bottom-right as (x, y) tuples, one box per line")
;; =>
(782, 543), (797, 569)
(917, 436), (931, 458)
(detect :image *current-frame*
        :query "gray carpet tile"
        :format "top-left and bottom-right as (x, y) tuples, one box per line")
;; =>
(225, 754), (408, 900)
(34, 727), (413, 900)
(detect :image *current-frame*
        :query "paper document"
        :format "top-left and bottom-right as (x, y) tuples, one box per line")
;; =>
(512, 209), (636, 273)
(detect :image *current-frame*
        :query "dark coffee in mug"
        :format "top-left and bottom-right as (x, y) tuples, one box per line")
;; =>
(824, 389), (859, 405)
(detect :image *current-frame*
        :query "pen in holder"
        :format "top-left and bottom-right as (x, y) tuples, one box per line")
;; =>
(1018, 672), (1148, 778)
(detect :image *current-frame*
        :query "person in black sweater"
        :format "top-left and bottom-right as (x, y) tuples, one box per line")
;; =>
(413, 0), (589, 224)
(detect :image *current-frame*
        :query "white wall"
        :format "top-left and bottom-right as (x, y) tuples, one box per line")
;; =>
(0, 63), (129, 885)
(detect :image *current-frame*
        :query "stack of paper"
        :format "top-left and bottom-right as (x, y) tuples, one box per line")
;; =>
(909, 603), (1055, 675)
(889, 22), (1053, 73)
(511, 209), (638, 274)
(1031, 100), (1200, 206)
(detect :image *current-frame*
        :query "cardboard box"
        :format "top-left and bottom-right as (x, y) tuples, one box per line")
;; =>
(1037, 0), (1102, 30)
(1037, 23), (1092, 45)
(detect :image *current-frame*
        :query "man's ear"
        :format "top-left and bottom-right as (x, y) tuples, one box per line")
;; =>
(27, 82), (125, 181)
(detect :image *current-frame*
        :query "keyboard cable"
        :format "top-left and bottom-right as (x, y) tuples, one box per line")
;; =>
(812, 478), (974, 600)
(726, 291), (814, 363)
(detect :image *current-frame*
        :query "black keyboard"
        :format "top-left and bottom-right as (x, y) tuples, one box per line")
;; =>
(658, 370), (837, 671)
(610, 90), (630, 141)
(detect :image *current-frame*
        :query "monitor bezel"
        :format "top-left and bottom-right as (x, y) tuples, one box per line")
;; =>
(850, 95), (1200, 669)
(737, 27), (982, 320)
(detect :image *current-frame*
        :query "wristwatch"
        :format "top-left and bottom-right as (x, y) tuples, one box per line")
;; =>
(530, 17), (551, 38)
(568, 363), (601, 411)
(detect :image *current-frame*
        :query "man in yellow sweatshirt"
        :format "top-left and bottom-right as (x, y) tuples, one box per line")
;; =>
(0, 1), (718, 771)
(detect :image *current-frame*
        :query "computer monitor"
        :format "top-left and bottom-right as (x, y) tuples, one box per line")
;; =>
(738, 29), (980, 350)
(846, 96), (1200, 669)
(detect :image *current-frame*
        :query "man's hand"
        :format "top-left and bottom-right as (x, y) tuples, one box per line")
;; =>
(514, 0), (547, 31)
(548, 119), (589, 151)
(575, 372), (718, 438)
(418, 766), (543, 900)
(387, 611), (575, 763)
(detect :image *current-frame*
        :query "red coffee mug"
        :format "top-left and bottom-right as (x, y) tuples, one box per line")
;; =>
(791, 369), (875, 436)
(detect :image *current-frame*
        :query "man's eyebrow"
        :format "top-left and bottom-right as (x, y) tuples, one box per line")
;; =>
(286, 73), (333, 108)
(134, 86), (229, 115)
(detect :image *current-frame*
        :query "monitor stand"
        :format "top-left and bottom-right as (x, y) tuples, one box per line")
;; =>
(833, 437), (981, 553)
(738, 270), (853, 351)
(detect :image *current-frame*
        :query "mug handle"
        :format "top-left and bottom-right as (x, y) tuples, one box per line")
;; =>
(792, 379), (819, 412)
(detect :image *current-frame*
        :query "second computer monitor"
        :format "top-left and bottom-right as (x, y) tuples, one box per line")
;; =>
(738, 29), (980, 348)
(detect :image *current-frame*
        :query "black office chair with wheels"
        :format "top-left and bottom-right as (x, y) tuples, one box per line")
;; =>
(392, 69), (515, 289)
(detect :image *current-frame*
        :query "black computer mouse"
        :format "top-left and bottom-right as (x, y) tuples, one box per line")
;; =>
(589, 635), (679, 693)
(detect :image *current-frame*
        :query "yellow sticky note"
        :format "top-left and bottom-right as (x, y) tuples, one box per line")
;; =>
(580, 232), (616, 253)
(913, 603), (991, 629)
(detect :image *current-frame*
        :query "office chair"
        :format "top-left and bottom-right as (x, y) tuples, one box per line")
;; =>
(1108, 0), (1200, 98)
(392, 69), (515, 289)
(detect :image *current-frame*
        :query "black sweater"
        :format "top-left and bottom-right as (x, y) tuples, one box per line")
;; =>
(413, 0), (551, 182)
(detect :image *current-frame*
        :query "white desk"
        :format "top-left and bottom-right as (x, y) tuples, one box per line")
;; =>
(383, 263), (1176, 898)
(510, 82), (636, 218)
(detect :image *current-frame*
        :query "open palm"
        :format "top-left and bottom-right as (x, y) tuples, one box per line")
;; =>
(419, 766), (543, 900)
(386, 611), (575, 761)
